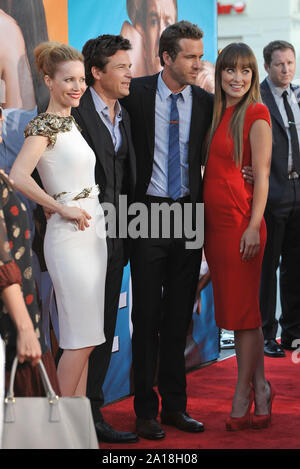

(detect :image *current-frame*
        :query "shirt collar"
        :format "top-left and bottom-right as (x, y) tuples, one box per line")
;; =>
(157, 71), (191, 102)
(90, 86), (122, 120)
(267, 76), (292, 98)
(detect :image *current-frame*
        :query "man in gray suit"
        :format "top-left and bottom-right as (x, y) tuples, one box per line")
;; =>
(260, 40), (300, 357)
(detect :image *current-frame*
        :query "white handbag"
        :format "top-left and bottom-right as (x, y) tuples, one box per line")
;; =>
(2, 357), (99, 449)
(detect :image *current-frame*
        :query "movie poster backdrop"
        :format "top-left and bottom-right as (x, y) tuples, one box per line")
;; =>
(0, 0), (218, 404)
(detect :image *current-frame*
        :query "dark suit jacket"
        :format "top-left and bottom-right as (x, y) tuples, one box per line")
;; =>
(72, 88), (136, 265)
(72, 87), (136, 206)
(121, 74), (214, 206)
(260, 78), (299, 205)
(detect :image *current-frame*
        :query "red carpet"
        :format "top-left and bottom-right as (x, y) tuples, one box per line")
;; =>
(101, 352), (300, 449)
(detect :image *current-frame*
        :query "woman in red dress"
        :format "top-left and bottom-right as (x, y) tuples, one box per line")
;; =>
(203, 43), (274, 430)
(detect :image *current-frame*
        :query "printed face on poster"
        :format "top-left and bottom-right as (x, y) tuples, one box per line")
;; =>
(0, 0), (216, 113)
(0, 0), (67, 174)
(68, 0), (217, 92)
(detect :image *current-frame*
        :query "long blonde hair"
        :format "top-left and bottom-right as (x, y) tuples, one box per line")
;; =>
(207, 43), (261, 167)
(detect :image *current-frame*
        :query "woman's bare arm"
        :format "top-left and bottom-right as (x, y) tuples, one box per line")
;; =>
(240, 119), (272, 260)
(10, 136), (91, 230)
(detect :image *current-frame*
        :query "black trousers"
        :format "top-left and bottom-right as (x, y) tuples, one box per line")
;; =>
(260, 178), (300, 343)
(87, 237), (124, 423)
(130, 197), (202, 419)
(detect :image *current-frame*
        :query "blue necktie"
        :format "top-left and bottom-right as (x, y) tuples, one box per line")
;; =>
(168, 93), (181, 200)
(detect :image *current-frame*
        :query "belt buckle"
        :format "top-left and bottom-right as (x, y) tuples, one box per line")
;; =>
(73, 187), (92, 200)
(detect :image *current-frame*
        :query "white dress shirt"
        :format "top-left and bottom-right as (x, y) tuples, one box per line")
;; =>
(90, 86), (123, 152)
(267, 77), (300, 172)
(147, 72), (193, 197)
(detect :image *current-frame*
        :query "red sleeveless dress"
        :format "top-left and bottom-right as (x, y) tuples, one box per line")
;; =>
(203, 103), (271, 330)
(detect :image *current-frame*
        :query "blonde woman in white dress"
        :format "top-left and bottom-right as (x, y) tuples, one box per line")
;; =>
(10, 42), (107, 397)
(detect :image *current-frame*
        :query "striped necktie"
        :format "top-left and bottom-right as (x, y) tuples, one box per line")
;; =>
(168, 93), (181, 200)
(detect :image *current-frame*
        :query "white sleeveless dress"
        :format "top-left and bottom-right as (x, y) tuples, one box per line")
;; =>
(25, 113), (107, 349)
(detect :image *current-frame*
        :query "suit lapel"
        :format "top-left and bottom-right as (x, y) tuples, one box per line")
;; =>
(188, 86), (205, 165)
(121, 107), (137, 190)
(139, 78), (207, 171)
(140, 75), (158, 161)
(79, 88), (107, 175)
(261, 79), (286, 135)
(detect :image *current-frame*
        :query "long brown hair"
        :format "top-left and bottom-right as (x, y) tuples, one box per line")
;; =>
(206, 43), (261, 166)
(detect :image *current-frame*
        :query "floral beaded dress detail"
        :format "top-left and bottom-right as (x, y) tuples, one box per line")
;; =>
(24, 112), (82, 147)
(203, 103), (271, 330)
(0, 174), (46, 368)
(24, 113), (107, 349)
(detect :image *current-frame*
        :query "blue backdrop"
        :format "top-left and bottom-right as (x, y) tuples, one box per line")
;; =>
(68, 0), (217, 63)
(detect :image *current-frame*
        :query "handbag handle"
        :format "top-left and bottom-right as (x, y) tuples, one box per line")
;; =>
(6, 356), (58, 401)
(4, 357), (60, 423)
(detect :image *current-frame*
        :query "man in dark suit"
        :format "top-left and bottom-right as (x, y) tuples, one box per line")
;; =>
(121, 20), (213, 440)
(260, 40), (300, 358)
(72, 35), (138, 443)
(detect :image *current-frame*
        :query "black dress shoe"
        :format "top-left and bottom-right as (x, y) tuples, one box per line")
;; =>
(95, 421), (139, 443)
(136, 418), (165, 440)
(264, 339), (286, 358)
(161, 411), (205, 433)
